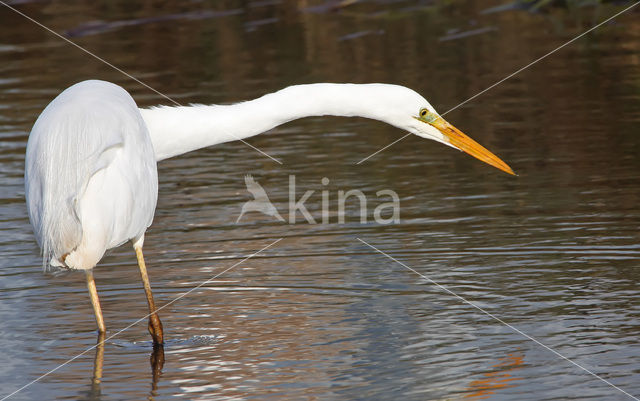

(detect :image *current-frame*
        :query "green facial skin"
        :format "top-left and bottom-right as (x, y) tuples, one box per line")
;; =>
(415, 108), (438, 124)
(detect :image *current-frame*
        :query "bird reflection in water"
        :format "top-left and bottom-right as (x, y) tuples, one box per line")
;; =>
(82, 333), (165, 401)
(150, 343), (165, 397)
(463, 353), (523, 399)
(84, 333), (105, 401)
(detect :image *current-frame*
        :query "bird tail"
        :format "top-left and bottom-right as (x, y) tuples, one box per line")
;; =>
(25, 100), (122, 269)
(25, 135), (84, 269)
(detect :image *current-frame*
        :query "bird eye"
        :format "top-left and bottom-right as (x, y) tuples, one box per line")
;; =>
(419, 108), (437, 123)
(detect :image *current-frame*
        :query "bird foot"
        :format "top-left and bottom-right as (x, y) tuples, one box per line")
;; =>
(148, 315), (164, 345)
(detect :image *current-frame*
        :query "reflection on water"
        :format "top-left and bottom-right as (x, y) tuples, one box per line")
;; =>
(464, 354), (523, 399)
(1, 0), (640, 400)
(84, 334), (104, 401)
(80, 333), (165, 401)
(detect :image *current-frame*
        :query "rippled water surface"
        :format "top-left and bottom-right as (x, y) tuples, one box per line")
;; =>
(1, 1), (640, 400)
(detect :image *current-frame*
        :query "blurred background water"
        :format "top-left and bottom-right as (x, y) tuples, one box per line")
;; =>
(1, 0), (640, 400)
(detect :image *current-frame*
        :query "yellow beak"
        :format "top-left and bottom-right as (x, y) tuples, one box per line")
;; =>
(428, 116), (515, 176)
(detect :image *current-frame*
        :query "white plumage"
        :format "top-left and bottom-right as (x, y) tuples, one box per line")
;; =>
(24, 79), (513, 344)
(25, 80), (157, 270)
(141, 83), (447, 161)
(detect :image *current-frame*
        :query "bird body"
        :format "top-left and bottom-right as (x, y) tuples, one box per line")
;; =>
(25, 79), (514, 344)
(25, 80), (157, 270)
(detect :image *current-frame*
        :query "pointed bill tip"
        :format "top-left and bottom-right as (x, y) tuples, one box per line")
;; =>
(431, 118), (516, 176)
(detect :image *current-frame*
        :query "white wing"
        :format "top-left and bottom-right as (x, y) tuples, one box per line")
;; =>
(25, 80), (158, 269)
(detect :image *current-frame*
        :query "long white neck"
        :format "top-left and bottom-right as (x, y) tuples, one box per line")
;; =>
(140, 83), (405, 161)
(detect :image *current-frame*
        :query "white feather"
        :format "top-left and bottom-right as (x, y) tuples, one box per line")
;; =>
(25, 80), (157, 270)
(140, 83), (437, 161)
(25, 80), (465, 270)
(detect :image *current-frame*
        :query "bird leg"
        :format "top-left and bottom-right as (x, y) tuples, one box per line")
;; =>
(86, 269), (106, 334)
(92, 331), (105, 386)
(135, 246), (164, 345)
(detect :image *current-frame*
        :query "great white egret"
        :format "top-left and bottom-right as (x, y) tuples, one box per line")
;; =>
(25, 80), (514, 345)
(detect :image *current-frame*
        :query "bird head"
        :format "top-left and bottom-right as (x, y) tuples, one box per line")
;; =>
(378, 85), (515, 175)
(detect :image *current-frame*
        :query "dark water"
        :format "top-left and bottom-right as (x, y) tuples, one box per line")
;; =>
(1, 1), (640, 400)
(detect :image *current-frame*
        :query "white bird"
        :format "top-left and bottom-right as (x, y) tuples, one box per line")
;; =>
(236, 175), (285, 223)
(25, 80), (514, 345)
